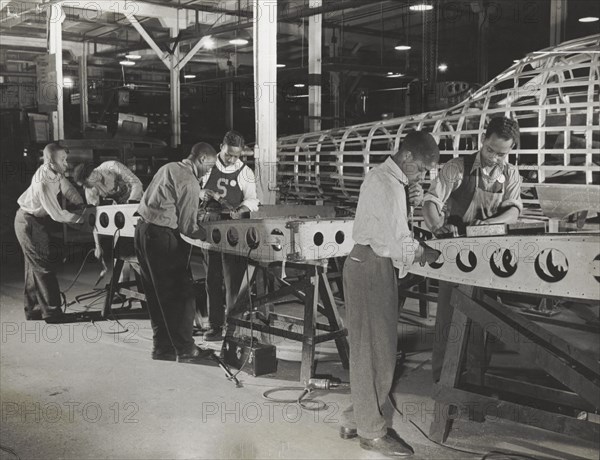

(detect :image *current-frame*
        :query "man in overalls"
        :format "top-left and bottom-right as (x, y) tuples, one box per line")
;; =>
(200, 131), (260, 341)
(422, 116), (523, 381)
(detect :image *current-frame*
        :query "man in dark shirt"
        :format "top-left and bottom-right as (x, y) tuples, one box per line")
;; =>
(135, 142), (217, 362)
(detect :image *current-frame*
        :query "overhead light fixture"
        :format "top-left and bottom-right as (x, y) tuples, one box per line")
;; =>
(294, 83), (305, 88)
(119, 60), (135, 66)
(409, 4), (433, 11)
(387, 72), (394, 75)
(578, 16), (599, 23)
(437, 63), (448, 72)
(229, 38), (249, 46)
(63, 77), (74, 87)
(276, 63), (286, 68)
(394, 45), (411, 51)
(387, 73), (404, 78)
(204, 38), (216, 49)
(184, 74), (196, 79)
(513, 59), (520, 64)
(125, 54), (141, 60)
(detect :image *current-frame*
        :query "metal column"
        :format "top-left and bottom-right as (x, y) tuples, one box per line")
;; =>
(308, 0), (323, 133)
(79, 42), (89, 131)
(47, 3), (64, 140)
(253, 0), (278, 205)
(550, 0), (567, 46)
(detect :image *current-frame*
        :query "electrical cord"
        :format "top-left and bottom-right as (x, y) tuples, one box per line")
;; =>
(0, 444), (20, 460)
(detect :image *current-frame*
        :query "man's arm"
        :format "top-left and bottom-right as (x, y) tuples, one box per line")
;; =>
(422, 159), (464, 234)
(116, 162), (143, 202)
(60, 176), (84, 206)
(237, 166), (260, 212)
(39, 183), (82, 223)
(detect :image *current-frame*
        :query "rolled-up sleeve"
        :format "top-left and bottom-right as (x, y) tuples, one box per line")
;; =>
(60, 176), (84, 206)
(423, 159), (464, 213)
(500, 165), (523, 214)
(177, 178), (202, 237)
(118, 162), (144, 201)
(39, 182), (81, 223)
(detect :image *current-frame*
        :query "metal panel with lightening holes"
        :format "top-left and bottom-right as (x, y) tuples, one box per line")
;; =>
(181, 218), (355, 263)
(80, 204), (139, 238)
(409, 234), (600, 300)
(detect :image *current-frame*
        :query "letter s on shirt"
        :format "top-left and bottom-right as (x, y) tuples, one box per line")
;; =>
(216, 178), (228, 198)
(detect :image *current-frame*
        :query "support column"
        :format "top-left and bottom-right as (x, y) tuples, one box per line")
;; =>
(47, 3), (65, 140)
(226, 79), (234, 131)
(79, 42), (89, 132)
(170, 26), (181, 147)
(549, 0), (567, 46)
(253, 0), (278, 205)
(308, 0), (322, 133)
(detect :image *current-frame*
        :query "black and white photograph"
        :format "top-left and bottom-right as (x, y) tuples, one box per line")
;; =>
(0, 1), (599, 459)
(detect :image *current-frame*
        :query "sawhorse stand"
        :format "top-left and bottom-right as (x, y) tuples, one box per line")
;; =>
(225, 259), (350, 384)
(102, 239), (148, 318)
(429, 285), (600, 444)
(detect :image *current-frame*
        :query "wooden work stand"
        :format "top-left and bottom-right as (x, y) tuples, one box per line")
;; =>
(102, 239), (148, 318)
(224, 259), (350, 384)
(430, 285), (600, 444)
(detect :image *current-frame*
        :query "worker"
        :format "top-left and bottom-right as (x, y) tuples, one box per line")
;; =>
(200, 130), (260, 341)
(422, 116), (522, 382)
(340, 131), (441, 457)
(14, 143), (84, 323)
(73, 160), (144, 302)
(135, 142), (217, 362)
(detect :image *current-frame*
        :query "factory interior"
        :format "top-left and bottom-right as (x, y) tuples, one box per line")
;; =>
(1, 1), (599, 459)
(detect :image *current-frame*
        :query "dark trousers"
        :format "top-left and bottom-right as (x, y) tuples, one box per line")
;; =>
(14, 209), (63, 320)
(134, 221), (195, 355)
(203, 250), (247, 329)
(431, 281), (455, 382)
(342, 244), (398, 439)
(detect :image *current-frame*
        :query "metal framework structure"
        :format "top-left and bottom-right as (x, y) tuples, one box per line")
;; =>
(276, 35), (600, 209)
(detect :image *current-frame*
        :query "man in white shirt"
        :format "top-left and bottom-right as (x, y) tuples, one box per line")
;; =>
(73, 160), (144, 301)
(340, 131), (441, 457)
(14, 143), (84, 322)
(199, 131), (260, 341)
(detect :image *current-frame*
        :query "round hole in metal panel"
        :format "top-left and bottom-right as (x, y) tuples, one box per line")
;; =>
(534, 248), (568, 283)
(456, 249), (477, 273)
(227, 227), (239, 247)
(212, 228), (221, 244)
(114, 211), (125, 229)
(489, 248), (517, 278)
(246, 227), (260, 249)
(313, 232), (324, 247)
(335, 231), (345, 244)
(271, 229), (283, 252)
(88, 213), (96, 227)
(99, 212), (109, 228)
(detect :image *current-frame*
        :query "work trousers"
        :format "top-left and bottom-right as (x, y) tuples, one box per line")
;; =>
(203, 250), (247, 329)
(134, 221), (196, 355)
(342, 244), (399, 439)
(14, 209), (63, 320)
(431, 281), (455, 382)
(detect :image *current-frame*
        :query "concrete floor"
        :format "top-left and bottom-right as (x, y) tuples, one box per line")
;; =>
(1, 255), (598, 460)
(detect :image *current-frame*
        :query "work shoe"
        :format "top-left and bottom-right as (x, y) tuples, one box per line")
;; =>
(177, 346), (214, 363)
(203, 327), (224, 342)
(339, 426), (358, 439)
(151, 349), (177, 362)
(359, 431), (414, 457)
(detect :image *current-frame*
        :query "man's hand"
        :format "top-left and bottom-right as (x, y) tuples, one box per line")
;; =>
(94, 245), (103, 260)
(408, 183), (424, 207)
(471, 219), (488, 226)
(127, 199), (140, 204)
(419, 243), (442, 266)
(433, 224), (458, 238)
(229, 210), (241, 220)
(199, 189), (216, 202)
